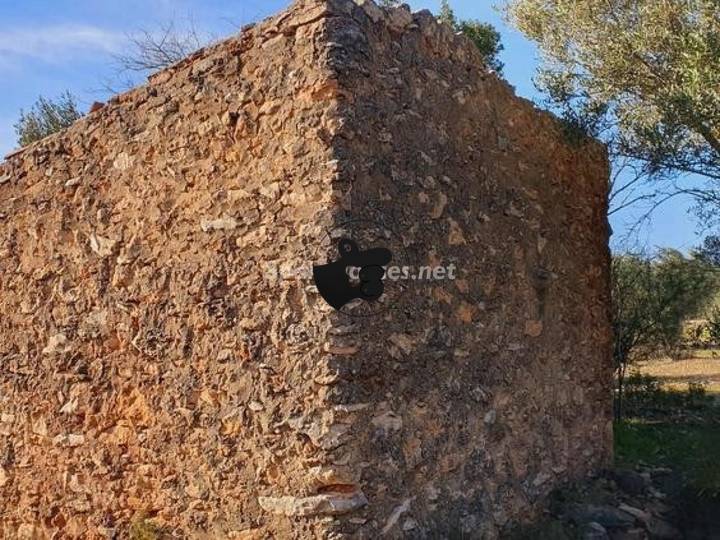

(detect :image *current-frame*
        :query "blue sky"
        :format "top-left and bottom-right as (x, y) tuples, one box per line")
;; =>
(0, 0), (704, 252)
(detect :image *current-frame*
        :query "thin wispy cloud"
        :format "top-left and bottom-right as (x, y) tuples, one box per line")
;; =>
(0, 25), (124, 64)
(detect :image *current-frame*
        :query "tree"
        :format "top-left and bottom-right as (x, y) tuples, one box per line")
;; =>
(114, 21), (203, 75)
(505, 0), (720, 222)
(14, 92), (83, 147)
(99, 18), (209, 92)
(439, 1), (504, 73)
(698, 235), (720, 267)
(612, 250), (717, 419)
(438, 0), (457, 27)
(706, 307), (720, 345)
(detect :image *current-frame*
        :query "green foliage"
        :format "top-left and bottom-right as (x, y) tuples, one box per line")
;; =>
(438, 1), (504, 73)
(687, 381), (708, 401)
(457, 20), (504, 73)
(625, 373), (664, 403)
(706, 307), (720, 344)
(699, 235), (720, 266)
(682, 319), (714, 348)
(378, 0), (402, 6)
(14, 92), (82, 147)
(616, 372), (720, 497)
(505, 0), (720, 216)
(613, 250), (718, 366)
(616, 419), (720, 498)
(612, 250), (718, 418)
(438, 0), (457, 27)
(623, 373), (711, 417)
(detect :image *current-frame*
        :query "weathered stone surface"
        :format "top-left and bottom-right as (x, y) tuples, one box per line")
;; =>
(569, 505), (637, 529)
(321, 0), (612, 536)
(583, 522), (610, 540)
(258, 491), (368, 517)
(200, 216), (239, 232)
(645, 517), (681, 540)
(613, 469), (650, 495)
(0, 1), (342, 537)
(618, 503), (651, 524)
(0, 0), (611, 537)
(507, 466), (713, 540)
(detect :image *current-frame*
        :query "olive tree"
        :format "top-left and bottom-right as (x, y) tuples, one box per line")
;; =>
(439, 0), (504, 73)
(612, 250), (718, 419)
(505, 0), (720, 223)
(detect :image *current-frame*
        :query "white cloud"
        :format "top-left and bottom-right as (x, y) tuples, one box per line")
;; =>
(0, 25), (124, 64)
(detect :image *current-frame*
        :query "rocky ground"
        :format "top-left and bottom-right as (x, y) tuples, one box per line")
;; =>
(505, 466), (720, 539)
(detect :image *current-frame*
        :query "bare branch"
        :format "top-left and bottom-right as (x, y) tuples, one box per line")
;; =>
(114, 20), (203, 74)
(102, 16), (215, 93)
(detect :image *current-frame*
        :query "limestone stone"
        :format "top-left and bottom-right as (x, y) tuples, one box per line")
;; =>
(200, 216), (239, 232)
(258, 491), (368, 517)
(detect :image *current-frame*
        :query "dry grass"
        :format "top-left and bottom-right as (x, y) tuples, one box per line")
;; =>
(637, 350), (720, 394)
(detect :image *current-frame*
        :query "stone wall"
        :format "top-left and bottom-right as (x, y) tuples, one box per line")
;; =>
(0, 0), (612, 538)
(324, 2), (613, 537)
(0, 2), (344, 537)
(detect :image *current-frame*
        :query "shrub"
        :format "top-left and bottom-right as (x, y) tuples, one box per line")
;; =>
(706, 307), (720, 346)
(14, 92), (82, 147)
(623, 372), (711, 417)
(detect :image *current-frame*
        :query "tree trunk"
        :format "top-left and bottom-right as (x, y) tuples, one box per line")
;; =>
(615, 361), (627, 422)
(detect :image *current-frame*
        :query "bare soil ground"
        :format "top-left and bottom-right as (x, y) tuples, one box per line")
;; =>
(637, 350), (720, 394)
